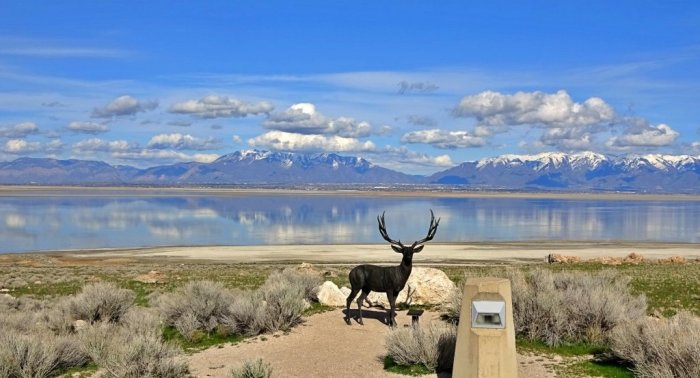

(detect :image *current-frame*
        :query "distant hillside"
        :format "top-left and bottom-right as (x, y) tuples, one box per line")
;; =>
(0, 157), (126, 185)
(1, 151), (698, 193)
(0, 151), (421, 185)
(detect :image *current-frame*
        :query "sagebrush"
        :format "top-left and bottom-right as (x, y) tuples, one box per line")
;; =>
(154, 269), (320, 341)
(68, 282), (135, 324)
(79, 308), (189, 378)
(228, 358), (273, 378)
(445, 269), (647, 346)
(0, 330), (88, 378)
(385, 323), (457, 372)
(155, 280), (236, 341)
(611, 311), (700, 378)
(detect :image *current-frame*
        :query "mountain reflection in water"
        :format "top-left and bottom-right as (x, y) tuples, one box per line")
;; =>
(1, 195), (699, 252)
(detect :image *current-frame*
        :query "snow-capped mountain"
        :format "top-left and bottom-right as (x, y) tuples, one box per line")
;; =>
(430, 152), (700, 193)
(132, 150), (415, 184)
(1, 151), (698, 192)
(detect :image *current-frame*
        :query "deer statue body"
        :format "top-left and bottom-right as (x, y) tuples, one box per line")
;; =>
(345, 210), (440, 326)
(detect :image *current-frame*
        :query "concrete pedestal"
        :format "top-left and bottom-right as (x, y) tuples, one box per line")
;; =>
(452, 277), (518, 378)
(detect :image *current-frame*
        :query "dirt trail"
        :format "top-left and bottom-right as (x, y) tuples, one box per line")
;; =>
(187, 309), (557, 378)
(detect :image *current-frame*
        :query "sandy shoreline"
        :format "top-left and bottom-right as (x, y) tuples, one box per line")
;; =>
(21, 241), (698, 264)
(1, 185), (700, 201)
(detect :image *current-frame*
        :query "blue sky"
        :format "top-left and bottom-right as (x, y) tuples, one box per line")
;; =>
(1, 1), (699, 173)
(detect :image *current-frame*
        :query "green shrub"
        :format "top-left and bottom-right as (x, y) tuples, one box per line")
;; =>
(385, 323), (457, 372)
(229, 359), (273, 378)
(611, 311), (700, 378)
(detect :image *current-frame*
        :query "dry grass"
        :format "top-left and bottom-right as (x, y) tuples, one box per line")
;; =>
(612, 311), (700, 378)
(384, 323), (457, 372)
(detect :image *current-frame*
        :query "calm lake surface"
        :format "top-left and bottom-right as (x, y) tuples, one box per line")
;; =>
(1, 193), (699, 253)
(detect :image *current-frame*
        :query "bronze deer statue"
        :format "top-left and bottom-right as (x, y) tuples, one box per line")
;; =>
(345, 210), (440, 327)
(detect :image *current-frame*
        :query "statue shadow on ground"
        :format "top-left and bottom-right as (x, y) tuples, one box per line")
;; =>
(342, 308), (390, 325)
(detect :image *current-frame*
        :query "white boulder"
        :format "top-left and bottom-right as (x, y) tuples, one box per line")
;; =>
(312, 281), (348, 307)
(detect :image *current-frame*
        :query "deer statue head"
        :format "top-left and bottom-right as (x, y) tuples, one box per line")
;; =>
(377, 209), (440, 264)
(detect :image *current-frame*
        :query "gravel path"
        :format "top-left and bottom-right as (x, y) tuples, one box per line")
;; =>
(187, 309), (558, 378)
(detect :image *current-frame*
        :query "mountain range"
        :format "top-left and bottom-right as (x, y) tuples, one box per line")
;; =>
(1, 150), (698, 193)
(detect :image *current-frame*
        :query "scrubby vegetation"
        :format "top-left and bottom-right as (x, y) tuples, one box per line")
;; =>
(510, 269), (647, 346)
(0, 330), (88, 378)
(445, 269), (648, 346)
(154, 280), (237, 341)
(0, 284), (186, 378)
(1, 255), (698, 377)
(228, 358), (274, 378)
(611, 311), (700, 378)
(67, 282), (136, 324)
(384, 323), (456, 373)
(79, 309), (189, 378)
(153, 269), (320, 343)
(417, 268), (698, 376)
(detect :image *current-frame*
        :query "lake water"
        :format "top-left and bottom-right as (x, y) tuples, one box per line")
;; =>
(1, 194), (699, 253)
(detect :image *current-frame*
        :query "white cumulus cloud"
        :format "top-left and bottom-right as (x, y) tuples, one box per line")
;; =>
(453, 90), (615, 129)
(146, 133), (221, 150)
(540, 127), (593, 150)
(169, 95), (273, 118)
(263, 103), (373, 138)
(72, 138), (138, 153)
(3, 139), (41, 154)
(0, 122), (40, 138)
(92, 95), (158, 118)
(67, 121), (109, 134)
(401, 129), (487, 149)
(608, 124), (680, 148)
(249, 131), (376, 153)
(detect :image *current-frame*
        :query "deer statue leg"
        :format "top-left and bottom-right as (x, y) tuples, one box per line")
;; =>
(386, 291), (397, 327)
(345, 288), (360, 324)
(356, 289), (370, 325)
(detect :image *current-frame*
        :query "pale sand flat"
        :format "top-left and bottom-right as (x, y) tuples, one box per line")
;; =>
(62, 242), (700, 264)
